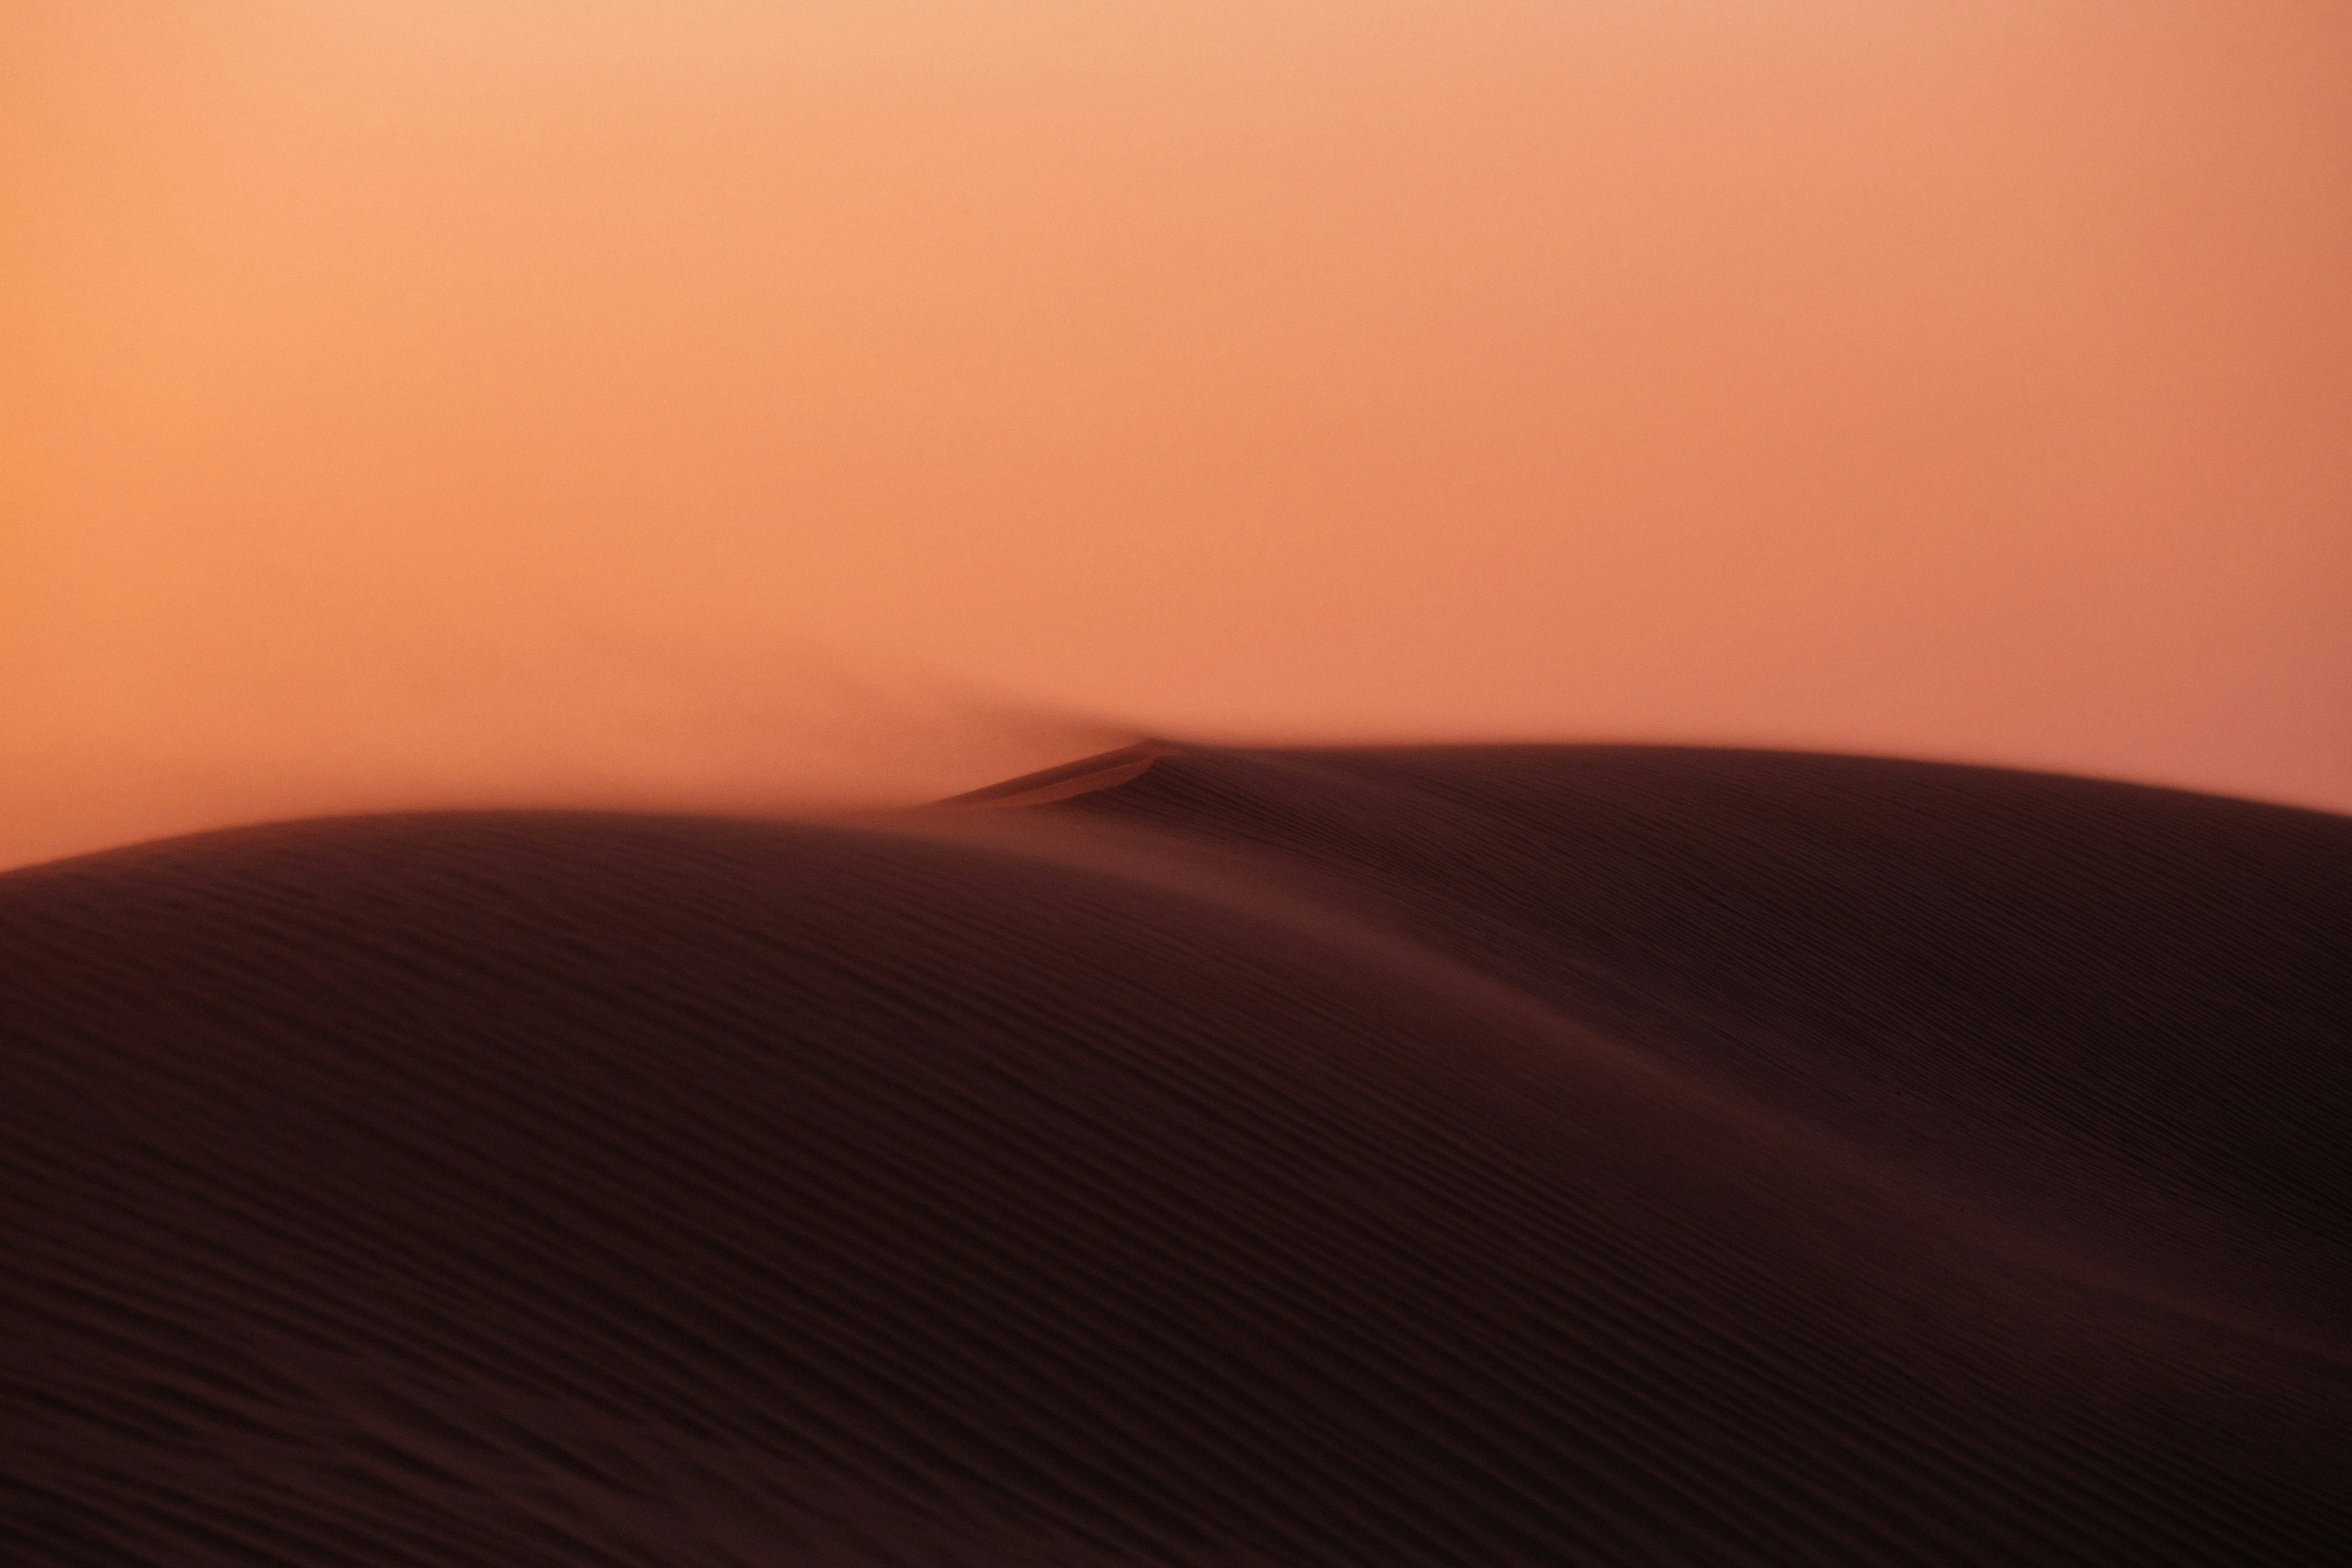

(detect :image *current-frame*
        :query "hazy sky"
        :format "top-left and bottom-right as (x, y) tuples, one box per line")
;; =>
(5, 1), (2347, 867)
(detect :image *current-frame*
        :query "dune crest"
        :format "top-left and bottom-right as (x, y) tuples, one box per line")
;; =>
(931, 740), (1182, 809)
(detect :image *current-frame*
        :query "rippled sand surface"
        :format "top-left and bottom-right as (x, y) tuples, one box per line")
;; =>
(5, 745), (2347, 1565)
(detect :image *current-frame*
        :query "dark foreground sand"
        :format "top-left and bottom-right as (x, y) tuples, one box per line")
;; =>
(4, 745), (2348, 1565)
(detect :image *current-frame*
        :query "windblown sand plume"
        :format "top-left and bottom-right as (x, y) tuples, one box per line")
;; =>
(4, 746), (2348, 1564)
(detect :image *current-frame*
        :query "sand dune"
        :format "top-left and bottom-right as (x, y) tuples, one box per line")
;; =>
(934, 741), (1182, 809)
(3, 745), (2347, 1565)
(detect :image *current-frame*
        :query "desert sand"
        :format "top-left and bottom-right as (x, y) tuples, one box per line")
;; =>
(4, 744), (2347, 1564)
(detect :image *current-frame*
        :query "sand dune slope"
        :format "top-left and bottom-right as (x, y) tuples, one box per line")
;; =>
(3, 746), (2347, 1565)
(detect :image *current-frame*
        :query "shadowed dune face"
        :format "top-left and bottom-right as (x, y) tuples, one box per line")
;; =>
(4, 746), (2349, 1565)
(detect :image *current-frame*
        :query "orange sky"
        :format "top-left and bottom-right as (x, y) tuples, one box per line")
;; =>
(5, 1), (2348, 868)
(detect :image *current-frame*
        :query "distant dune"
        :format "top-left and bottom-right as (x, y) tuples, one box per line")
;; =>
(4, 745), (2347, 1565)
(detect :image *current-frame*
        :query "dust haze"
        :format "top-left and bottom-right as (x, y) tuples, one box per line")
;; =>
(6, 0), (2346, 870)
